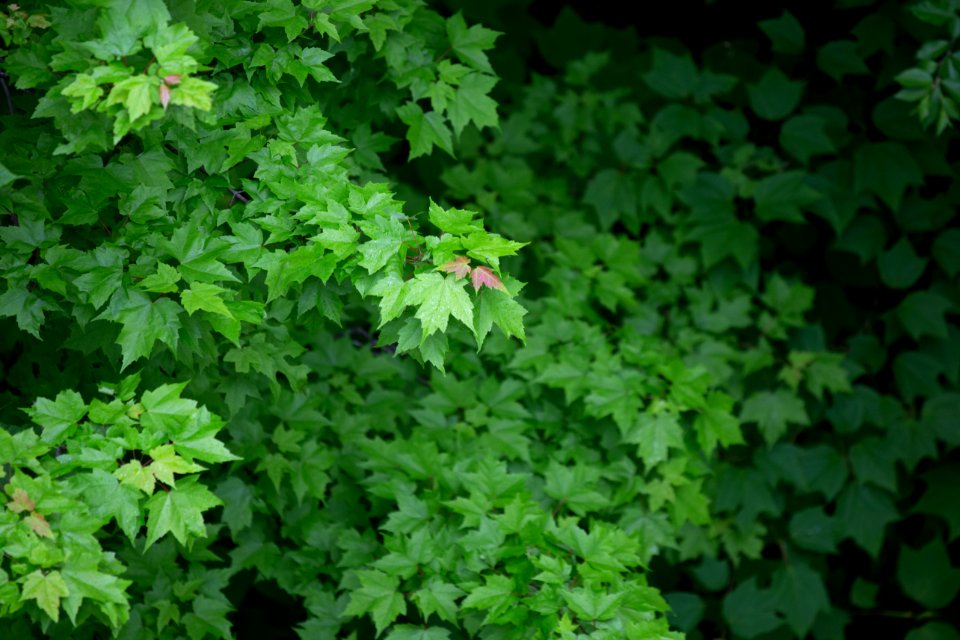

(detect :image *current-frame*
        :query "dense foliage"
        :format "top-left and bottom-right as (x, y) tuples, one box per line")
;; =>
(1, 1), (958, 639)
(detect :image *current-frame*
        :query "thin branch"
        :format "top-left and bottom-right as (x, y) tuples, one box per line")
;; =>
(228, 188), (250, 204)
(0, 72), (14, 115)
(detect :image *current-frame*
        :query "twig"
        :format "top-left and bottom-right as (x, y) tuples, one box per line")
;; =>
(0, 72), (14, 115)
(228, 188), (249, 205)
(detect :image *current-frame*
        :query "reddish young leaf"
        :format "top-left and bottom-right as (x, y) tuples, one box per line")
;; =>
(439, 255), (472, 280)
(159, 84), (171, 110)
(163, 74), (182, 86)
(7, 488), (35, 513)
(26, 513), (53, 538)
(471, 265), (506, 292)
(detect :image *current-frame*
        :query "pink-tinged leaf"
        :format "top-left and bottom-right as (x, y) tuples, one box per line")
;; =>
(471, 265), (506, 292)
(159, 84), (171, 109)
(26, 513), (53, 538)
(439, 255), (471, 280)
(7, 488), (35, 513)
(163, 74), (182, 86)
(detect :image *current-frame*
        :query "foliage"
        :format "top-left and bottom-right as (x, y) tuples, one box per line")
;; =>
(895, 0), (960, 133)
(2, 0), (959, 639)
(406, 1), (959, 638)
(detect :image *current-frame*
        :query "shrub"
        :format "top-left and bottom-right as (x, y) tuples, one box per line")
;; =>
(2, 1), (958, 639)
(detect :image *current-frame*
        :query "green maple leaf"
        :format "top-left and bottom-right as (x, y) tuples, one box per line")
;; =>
(216, 477), (254, 535)
(25, 390), (87, 444)
(853, 142), (924, 211)
(850, 437), (899, 492)
(0, 286), (52, 339)
(385, 626), (451, 640)
(740, 390), (809, 445)
(913, 465), (960, 540)
(180, 282), (232, 317)
(623, 412), (684, 468)
(897, 291), (952, 341)
(759, 11), (805, 54)
(428, 199), (484, 235)
(562, 588), (623, 621)
(682, 174), (758, 269)
(169, 77), (218, 111)
(115, 294), (182, 370)
(460, 574), (514, 620)
(694, 392), (743, 455)
(175, 430), (240, 465)
(21, 570), (70, 623)
(162, 224), (238, 283)
(357, 217), (406, 274)
(73, 469), (141, 540)
(933, 228), (960, 277)
(344, 570), (406, 636)
(407, 273), (474, 341)
(789, 507), (839, 553)
(836, 484), (899, 557)
(448, 73), (499, 136)
(139, 382), (198, 439)
(446, 12), (499, 73)
(147, 444), (205, 486)
(461, 231), (527, 271)
(144, 476), (222, 547)
(544, 462), (609, 516)
(753, 171), (821, 223)
(878, 237), (927, 289)
(643, 48), (698, 99)
(723, 578), (781, 638)
(397, 102), (454, 159)
(115, 459), (157, 495)
(183, 595), (234, 640)
(473, 286), (526, 350)
(73, 247), (126, 309)
(139, 263), (182, 293)
(62, 73), (104, 111)
(897, 538), (960, 609)
(780, 115), (835, 163)
(61, 568), (131, 615)
(748, 68), (804, 120)
(772, 562), (829, 636)
(106, 74), (157, 121)
(260, 245), (340, 300)
(584, 168), (638, 229)
(805, 354), (852, 399)
(369, 272), (411, 327)
(817, 41), (870, 82)
(413, 580), (465, 624)
(144, 22), (198, 65)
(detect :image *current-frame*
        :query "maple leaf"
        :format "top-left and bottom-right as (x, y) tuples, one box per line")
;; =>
(7, 488), (35, 513)
(471, 265), (506, 292)
(21, 570), (69, 623)
(26, 513), (54, 538)
(439, 255), (471, 279)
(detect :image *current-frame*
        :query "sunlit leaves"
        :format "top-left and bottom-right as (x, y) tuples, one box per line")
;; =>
(21, 570), (70, 623)
(407, 273), (474, 340)
(25, 390), (87, 444)
(344, 571), (406, 636)
(144, 476), (222, 548)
